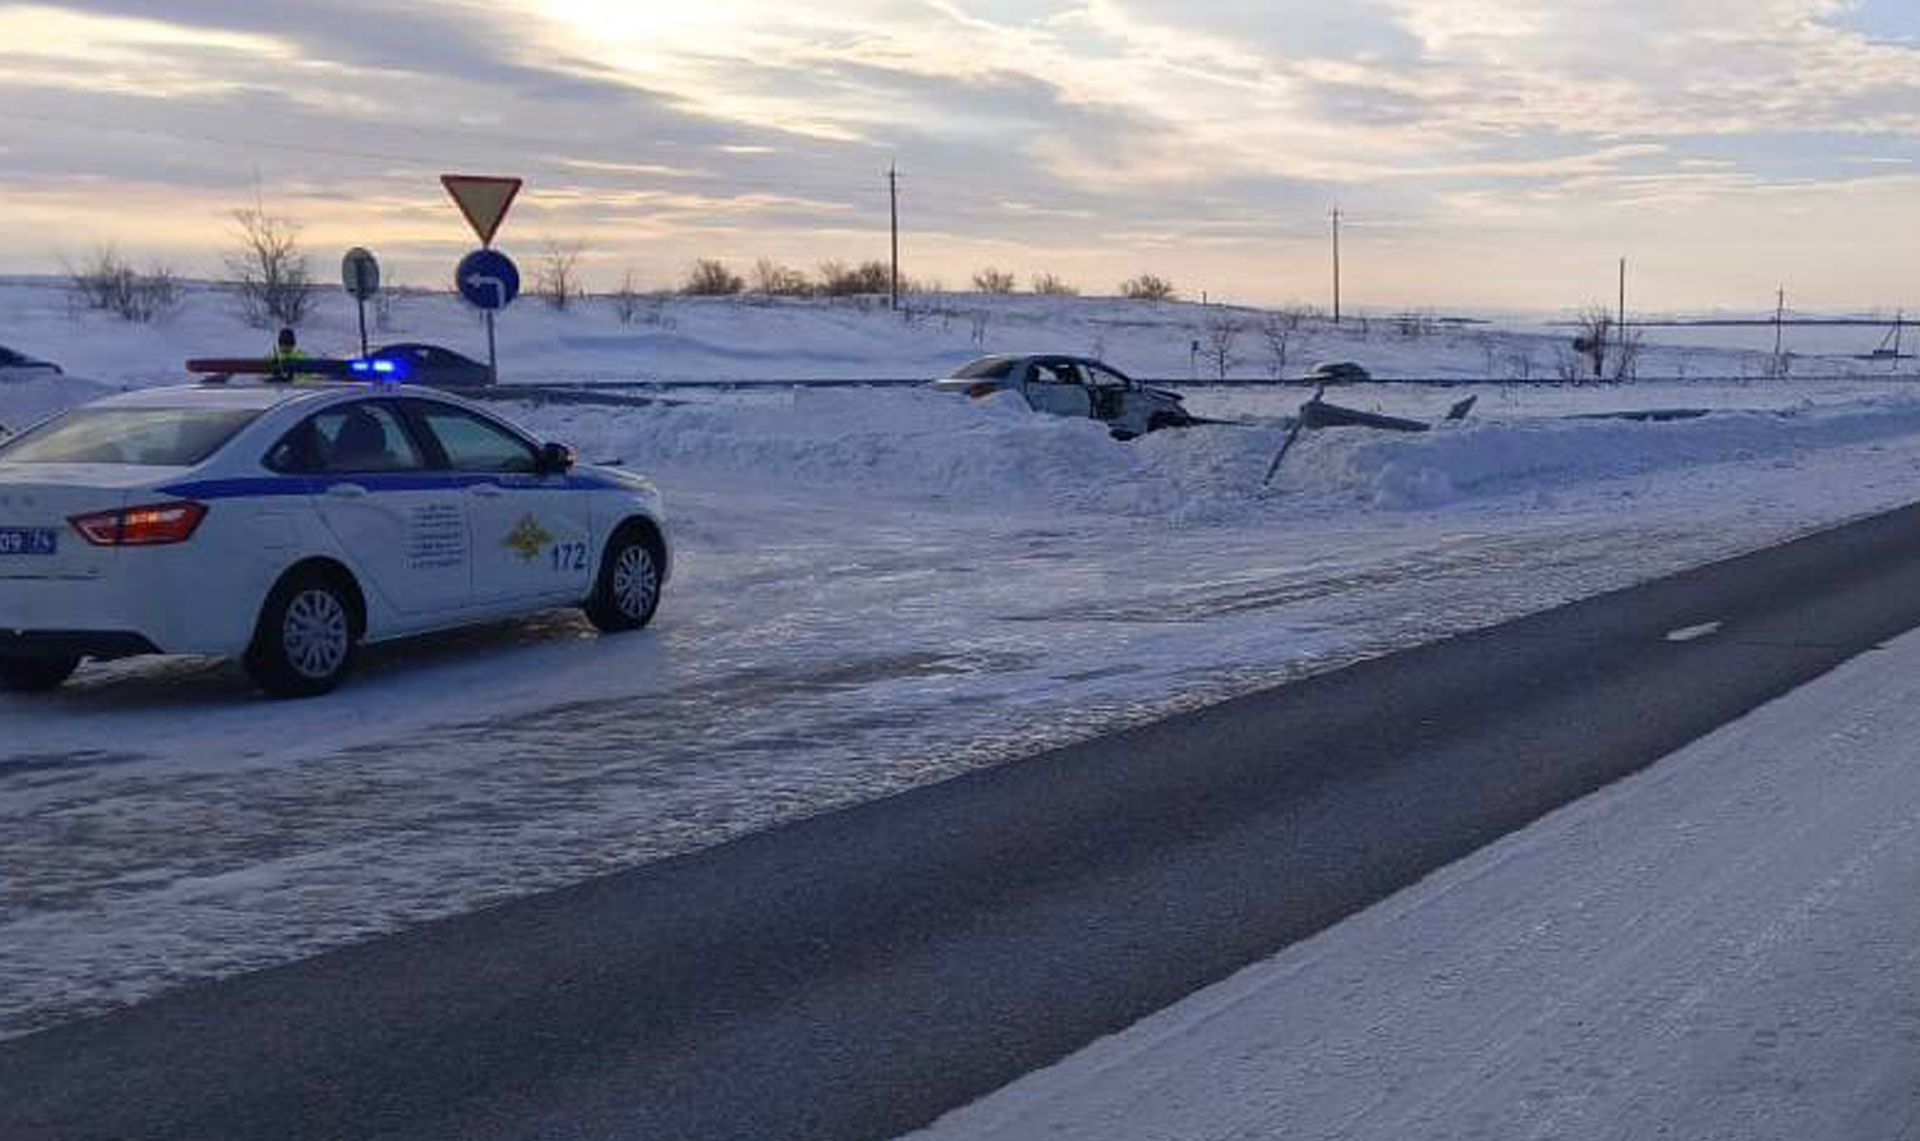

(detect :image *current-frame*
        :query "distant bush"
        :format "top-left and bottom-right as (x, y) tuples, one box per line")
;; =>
(1119, 274), (1177, 301)
(971, 267), (1016, 294)
(817, 259), (891, 297)
(750, 257), (812, 296)
(1030, 272), (1078, 296)
(684, 258), (745, 296)
(64, 245), (181, 323)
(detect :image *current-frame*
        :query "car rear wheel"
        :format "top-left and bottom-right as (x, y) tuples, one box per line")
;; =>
(0, 655), (81, 693)
(584, 524), (663, 633)
(245, 569), (360, 698)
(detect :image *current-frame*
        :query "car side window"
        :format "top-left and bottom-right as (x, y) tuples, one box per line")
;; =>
(412, 403), (538, 473)
(1086, 365), (1129, 389)
(268, 403), (426, 473)
(1032, 361), (1083, 385)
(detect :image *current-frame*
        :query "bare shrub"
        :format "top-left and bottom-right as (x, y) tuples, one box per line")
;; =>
(536, 239), (586, 310)
(609, 270), (647, 322)
(373, 279), (408, 332)
(1571, 306), (1615, 380)
(226, 208), (314, 328)
(817, 259), (891, 297)
(684, 258), (744, 296)
(1201, 310), (1245, 378)
(1553, 345), (1585, 382)
(66, 247), (184, 324)
(751, 257), (811, 296)
(1259, 312), (1294, 377)
(1612, 328), (1644, 380)
(1120, 274), (1177, 301)
(1030, 272), (1078, 296)
(970, 267), (1017, 294)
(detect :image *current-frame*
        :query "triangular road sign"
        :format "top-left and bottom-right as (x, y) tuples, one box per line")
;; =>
(441, 174), (523, 246)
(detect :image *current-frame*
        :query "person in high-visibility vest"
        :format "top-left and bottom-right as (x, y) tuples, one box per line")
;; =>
(268, 327), (320, 382)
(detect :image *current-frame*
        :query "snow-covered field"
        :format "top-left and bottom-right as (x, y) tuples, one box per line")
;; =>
(909, 622), (1920, 1141)
(7, 280), (1920, 1040)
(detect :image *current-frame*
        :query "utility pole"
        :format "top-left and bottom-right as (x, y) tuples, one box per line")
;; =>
(888, 163), (900, 311)
(1331, 207), (1342, 324)
(1773, 287), (1786, 376)
(1617, 257), (1626, 334)
(1618, 256), (1627, 364)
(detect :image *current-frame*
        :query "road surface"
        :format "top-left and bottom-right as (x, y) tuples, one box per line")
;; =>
(10, 500), (1920, 1140)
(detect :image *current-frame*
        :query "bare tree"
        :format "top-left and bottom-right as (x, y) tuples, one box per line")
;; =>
(1259, 311), (1294, 378)
(609, 269), (646, 322)
(971, 267), (1016, 294)
(1201, 310), (1245, 378)
(1571, 306), (1615, 380)
(226, 208), (314, 328)
(751, 257), (811, 296)
(1120, 274), (1177, 301)
(535, 239), (586, 310)
(684, 258), (744, 296)
(1030, 272), (1078, 296)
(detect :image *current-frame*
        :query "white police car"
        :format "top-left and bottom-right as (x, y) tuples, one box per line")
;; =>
(0, 378), (669, 696)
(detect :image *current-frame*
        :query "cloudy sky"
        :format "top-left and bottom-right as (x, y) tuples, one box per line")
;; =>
(5, 0), (1920, 310)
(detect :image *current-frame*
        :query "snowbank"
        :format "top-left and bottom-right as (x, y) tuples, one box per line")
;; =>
(1289, 395), (1920, 509)
(519, 390), (1920, 522)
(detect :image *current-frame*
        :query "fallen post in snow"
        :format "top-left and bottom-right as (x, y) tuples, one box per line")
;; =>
(1264, 391), (1478, 485)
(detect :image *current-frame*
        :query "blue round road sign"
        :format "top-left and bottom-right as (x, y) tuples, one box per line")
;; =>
(456, 248), (519, 311)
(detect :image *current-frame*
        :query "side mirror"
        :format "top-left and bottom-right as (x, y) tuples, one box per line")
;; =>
(536, 442), (575, 474)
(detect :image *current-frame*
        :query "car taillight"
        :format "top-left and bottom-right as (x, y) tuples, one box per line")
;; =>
(967, 382), (1002, 399)
(69, 501), (209, 546)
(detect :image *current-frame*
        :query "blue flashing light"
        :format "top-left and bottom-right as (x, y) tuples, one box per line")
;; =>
(347, 357), (407, 383)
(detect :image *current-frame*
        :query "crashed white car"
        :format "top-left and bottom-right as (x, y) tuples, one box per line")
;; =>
(931, 354), (1195, 439)
(0, 380), (670, 696)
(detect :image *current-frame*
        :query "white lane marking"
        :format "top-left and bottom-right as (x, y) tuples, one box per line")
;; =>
(1666, 621), (1724, 643)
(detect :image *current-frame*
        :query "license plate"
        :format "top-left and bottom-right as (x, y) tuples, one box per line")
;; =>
(0, 527), (58, 556)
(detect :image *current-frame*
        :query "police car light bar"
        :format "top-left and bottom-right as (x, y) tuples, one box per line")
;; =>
(184, 357), (411, 383)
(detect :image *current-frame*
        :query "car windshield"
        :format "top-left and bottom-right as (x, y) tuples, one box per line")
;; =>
(951, 358), (1017, 380)
(0, 407), (261, 466)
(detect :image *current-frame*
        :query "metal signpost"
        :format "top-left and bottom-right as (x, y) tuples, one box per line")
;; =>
(456, 248), (520, 380)
(441, 175), (524, 383)
(340, 247), (380, 357)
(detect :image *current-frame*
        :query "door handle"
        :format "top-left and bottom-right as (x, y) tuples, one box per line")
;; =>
(324, 483), (369, 499)
(470, 483), (505, 498)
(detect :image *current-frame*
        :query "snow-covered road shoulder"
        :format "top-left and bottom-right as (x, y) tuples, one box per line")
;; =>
(908, 627), (1920, 1141)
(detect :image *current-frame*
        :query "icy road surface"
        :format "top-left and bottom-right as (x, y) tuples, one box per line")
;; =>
(908, 614), (1920, 1141)
(11, 385), (1920, 1037)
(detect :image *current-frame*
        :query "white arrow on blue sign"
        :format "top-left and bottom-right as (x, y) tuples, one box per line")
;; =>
(457, 248), (520, 311)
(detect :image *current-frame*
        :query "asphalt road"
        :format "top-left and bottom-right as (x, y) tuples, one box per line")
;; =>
(12, 501), (1920, 1141)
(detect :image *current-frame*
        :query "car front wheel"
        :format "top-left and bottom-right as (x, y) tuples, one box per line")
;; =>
(0, 655), (81, 692)
(584, 524), (663, 632)
(245, 569), (360, 698)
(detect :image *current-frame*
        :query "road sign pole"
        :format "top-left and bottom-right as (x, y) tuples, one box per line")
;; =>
(356, 297), (369, 358)
(486, 311), (498, 384)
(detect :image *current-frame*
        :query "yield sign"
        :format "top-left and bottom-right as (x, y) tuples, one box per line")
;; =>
(440, 174), (523, 246)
